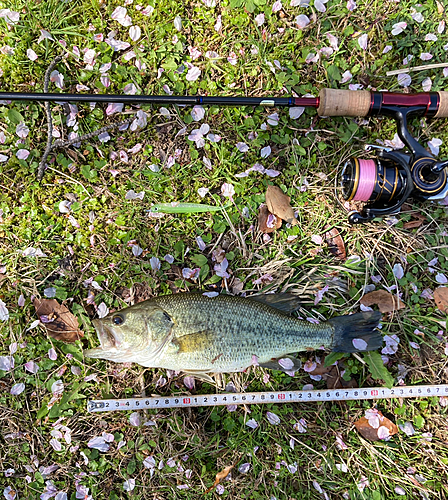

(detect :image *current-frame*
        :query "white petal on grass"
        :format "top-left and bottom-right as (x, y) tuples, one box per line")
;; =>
(10, 383), (25, 395)
(123, 479), (135, 492)
(394, 487), (406, 496)
(391, 22), (407, 35)
(436, 273), (448, 284)
(50, 439), (62, 451)
(422, 77), (432, 92)
(24, 361), (39, 374)
(295, 14), (310, 29)
(131, 245), (143, 257)
(393, 263), (404, 279)
(326, 33), (338, 51)
(397, 73), (411, 87)
(44, 287), (56, 298)
(267, 113), (279, 126)
(314, 0), (328, 12)
(97, 302), (109, 319)
(150, 257), (161, 271)
(221, 183), (235, 198)
(174, 15), (182, 31)
(183, 376), (195, 390)
(428, 138), (442, 156)
(425, 33), (437, 42)
(358, 34), (368, 50)
(255, 13), (265, 26)
(411, 11), (424, 23)
(105, 103), (123, 116)
(87, 436), (110, 452)
(191, 105), (205, 121)
(420, 53), (433, 61)
(341, 70), (352, 84)
(186, 66), (201, 81)
(0, 300), (9, 321)
(129, 412), (141, 426)
(266, 411), (280, 425)
(261, 146), (271, 158)
(438, 20), (445, 34)
(272, 0), (282, 12)
(129, 25), (141, 41)
(239, 463), (251, 473)
(289, 107), (305, 119)
(27, 48), (38, 61)
(246, 419), (258, 429)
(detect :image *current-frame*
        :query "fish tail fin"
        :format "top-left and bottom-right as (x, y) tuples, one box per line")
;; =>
(329, 311), (382, 352)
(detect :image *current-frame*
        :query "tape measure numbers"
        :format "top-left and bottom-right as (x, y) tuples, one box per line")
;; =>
(87, 384), (448, 412)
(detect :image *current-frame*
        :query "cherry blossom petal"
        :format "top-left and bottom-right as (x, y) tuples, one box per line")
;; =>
(97, 302), (109, 319)
(186, 66), (201, 81)
(246, 419), (258, 429)
(428, 138), (442, 156)
(10, 383), (25, 395)
(129, 26), (141, 41)
(255, 13), (265, 26)
(191, 106), (205, 121)
(266, 411), (280, 425)
(174, 16), (182, 31)
(391, 22), (407, 35)
(358, 34), (368, 50)
(420, 53), (433, 61)
(397, 73), (411, 87)
(295, 14), (310, 29)
(123, 479), (135, 492)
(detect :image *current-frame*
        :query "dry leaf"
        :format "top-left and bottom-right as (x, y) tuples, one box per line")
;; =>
(33, 299), (84, 342)
(354, 411), (398, 441)
(436, 0), (444, 14)
(265, 185), (297, 225)
(324, 227), (346, 260)
(434, 287), (448, 314)
(258, 204), (282, 234)
(360, 290), (405, 313)
(204, 464), (235, 494)
(403, 214), (426, 229)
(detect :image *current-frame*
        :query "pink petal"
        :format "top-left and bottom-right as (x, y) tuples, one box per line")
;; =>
(10, 383), (25, 395)
(266, 411), (280, 425)
(352, 338), (368, 350)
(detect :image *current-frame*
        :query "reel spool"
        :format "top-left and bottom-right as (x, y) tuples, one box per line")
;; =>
(338, 150), (448, 224)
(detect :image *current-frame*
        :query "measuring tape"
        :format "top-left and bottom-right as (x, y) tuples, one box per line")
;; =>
(87, 384), (448, 412)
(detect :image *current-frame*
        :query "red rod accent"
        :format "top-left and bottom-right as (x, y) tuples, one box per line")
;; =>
(293, 97), (320, 108)
(381, 93), (432, 108)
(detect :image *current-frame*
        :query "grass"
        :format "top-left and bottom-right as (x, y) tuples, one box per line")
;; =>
(1, 0), (448, 498)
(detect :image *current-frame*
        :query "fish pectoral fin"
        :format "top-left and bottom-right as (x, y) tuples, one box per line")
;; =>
(259, 355), (302, 373)
(248, 293), (301, 314)
(183, 371), (215, 384)
(175, 330), (216, 353)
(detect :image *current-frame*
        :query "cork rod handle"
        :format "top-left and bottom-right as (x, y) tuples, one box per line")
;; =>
(317, 88), (371, 117)
(435, 92), (448, 118)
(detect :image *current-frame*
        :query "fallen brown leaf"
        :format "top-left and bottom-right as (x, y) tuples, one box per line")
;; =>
(436, 0), (444, 14)
(204, 464), (235, 494)
(258, 204), (282, 233)
(354, 410), (398, 441)
(434, 287), (448, 314)
(360, 290), (405, 313)
(265, 185), (297, 225)
(33, 299), (84, 343)
(324, 227), (346, 260)
(403, 215), (426, 229)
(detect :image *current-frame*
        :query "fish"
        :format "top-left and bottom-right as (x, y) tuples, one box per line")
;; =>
(84, 293), (382, 380)
(147, 202), (230, 214)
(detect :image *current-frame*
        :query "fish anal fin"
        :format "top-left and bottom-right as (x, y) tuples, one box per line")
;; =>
(248, 293), (301, 314)
(183, 371), (215, 384)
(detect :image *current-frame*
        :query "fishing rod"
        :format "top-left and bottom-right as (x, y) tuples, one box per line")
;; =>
(2, 88), (448, 223)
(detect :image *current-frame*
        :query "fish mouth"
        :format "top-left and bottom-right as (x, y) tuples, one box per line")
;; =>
(84, 320), (118, 358)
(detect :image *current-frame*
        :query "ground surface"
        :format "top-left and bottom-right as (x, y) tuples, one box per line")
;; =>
(0, 0), (448, 498)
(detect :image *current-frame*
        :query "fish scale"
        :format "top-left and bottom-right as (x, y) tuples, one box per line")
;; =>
(85, 293), (382, 377)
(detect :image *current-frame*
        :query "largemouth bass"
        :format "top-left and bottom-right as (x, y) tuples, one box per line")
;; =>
(85, 293), (382, 379)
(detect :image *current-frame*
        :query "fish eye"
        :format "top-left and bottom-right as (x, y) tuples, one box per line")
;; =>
(152, 206), (158, 212)
(112, 314), (124, 326)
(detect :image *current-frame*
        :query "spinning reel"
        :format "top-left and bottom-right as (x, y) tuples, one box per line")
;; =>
(337, 98), (448, 223)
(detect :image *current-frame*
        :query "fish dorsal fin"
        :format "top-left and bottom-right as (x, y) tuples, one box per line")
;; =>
(175, 330), (216, 353)
(247, 293), (301, 314)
